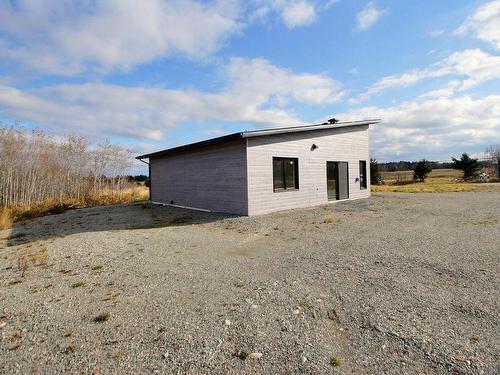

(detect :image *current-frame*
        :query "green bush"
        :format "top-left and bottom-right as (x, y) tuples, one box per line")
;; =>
(413, 159), (432, 182)
(370, 158), (382, 185)
(452, 153), (480, 181)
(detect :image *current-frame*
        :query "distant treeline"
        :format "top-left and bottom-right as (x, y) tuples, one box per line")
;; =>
(378, 160), (490, 172)
(127, 175), (148, 183)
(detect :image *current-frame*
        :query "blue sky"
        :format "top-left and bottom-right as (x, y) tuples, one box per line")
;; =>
(0, 0), (499, 172)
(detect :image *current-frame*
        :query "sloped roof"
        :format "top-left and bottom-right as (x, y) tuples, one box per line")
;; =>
(136, 119), (380, 160)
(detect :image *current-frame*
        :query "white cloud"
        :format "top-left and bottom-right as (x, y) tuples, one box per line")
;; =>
(251, 0), (336, 29)
(0, 58), (343, 140)
(428, 29), (445, 38)
(225, 57), (344, 105)
(249, 4), (272, 21)
(281, 1), (317, 28)
(356, 2), (386, 31)
(322, 0), (340, 10)
(457, 0), (500, 50)
(0, 0), (340, 76)
(350, 67), (450, 104)
(445, 48), (500, 90)
(340, 94), (500, 160)
(352, 49), (500, 103)
(0, 0), (243, 75)
(417, 80), (461, 99)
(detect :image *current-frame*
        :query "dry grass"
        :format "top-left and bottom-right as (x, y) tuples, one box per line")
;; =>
(30, 247), (49, 266)
(17, 254), (29, 277)
(2, 185), (149, 224)
(371, 183), (500, 193)
(323, 215), (335, 224)
(380, 168), (462, 182)
(374, 169), (500, 193)
(90, 186), (149, 206)
(103, 292), (122, 302)
(0, 208), (13, 230)
(17, 247), (49, 277)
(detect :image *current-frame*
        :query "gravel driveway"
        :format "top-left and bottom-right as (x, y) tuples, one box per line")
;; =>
(1, 192), (499, 374)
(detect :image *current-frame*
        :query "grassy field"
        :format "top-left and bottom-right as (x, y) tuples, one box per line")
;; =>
(380, 168), (462, 181)
(373, 169), (500, 193)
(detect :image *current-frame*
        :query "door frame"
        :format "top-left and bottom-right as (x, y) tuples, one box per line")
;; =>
(326, 161), (349, 201)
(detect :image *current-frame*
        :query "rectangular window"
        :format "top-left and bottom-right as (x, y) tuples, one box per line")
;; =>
(359, 160), (367, 189)
(273, 157), (299, 191)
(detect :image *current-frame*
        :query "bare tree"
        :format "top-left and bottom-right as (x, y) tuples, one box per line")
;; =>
(486, 144), (500, 178)
(0, 123), (135, 210)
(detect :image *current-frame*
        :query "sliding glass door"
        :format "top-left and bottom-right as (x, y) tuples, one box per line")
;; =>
(327, 161), (349, 200)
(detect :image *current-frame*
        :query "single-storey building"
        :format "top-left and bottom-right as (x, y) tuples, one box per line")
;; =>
(137, 119), (379, 216)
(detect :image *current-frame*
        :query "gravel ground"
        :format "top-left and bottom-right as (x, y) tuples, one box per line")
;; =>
(0, 192), (499, 374)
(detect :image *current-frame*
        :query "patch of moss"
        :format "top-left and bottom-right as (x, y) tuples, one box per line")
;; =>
(298, 301), (312, 310)
(233, 350), (249, 360)
(330, 356), (342, 367)
(71, 281), (85, 288)
(93, 313), (110, 323)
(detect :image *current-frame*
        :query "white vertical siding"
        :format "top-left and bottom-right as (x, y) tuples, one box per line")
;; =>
(246, 126), (370, 215)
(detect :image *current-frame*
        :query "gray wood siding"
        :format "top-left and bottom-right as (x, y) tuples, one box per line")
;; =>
(150, 140), (248, 215)
(246, 126), (370, 215)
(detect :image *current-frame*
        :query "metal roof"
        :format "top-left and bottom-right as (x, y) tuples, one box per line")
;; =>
(136, 119), (380, 160)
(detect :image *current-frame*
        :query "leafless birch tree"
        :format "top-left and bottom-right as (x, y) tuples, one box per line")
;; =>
(0, 124), (133, 209)
(485, 144), (500, 178)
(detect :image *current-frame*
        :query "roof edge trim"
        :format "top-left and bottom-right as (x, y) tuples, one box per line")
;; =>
(240, 119), (380, 138)
(136, 119), (380, 160)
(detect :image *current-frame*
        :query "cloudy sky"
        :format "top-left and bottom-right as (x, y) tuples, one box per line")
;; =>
(0, 0), (499, 169)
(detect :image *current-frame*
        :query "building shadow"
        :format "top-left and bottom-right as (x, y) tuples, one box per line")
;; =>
(1, 202), (236, 248)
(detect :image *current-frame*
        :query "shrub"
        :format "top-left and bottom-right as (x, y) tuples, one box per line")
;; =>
(0, 208), (13, 230)
(370, 158), (382, 185)
(452, 153), (481, 181)
(413, 159), (432, 182)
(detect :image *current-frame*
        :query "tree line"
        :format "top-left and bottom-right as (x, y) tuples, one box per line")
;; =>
(0, 124), (134, 209)
(376, 159), (491, 172)
(371, 144), (500, 184)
